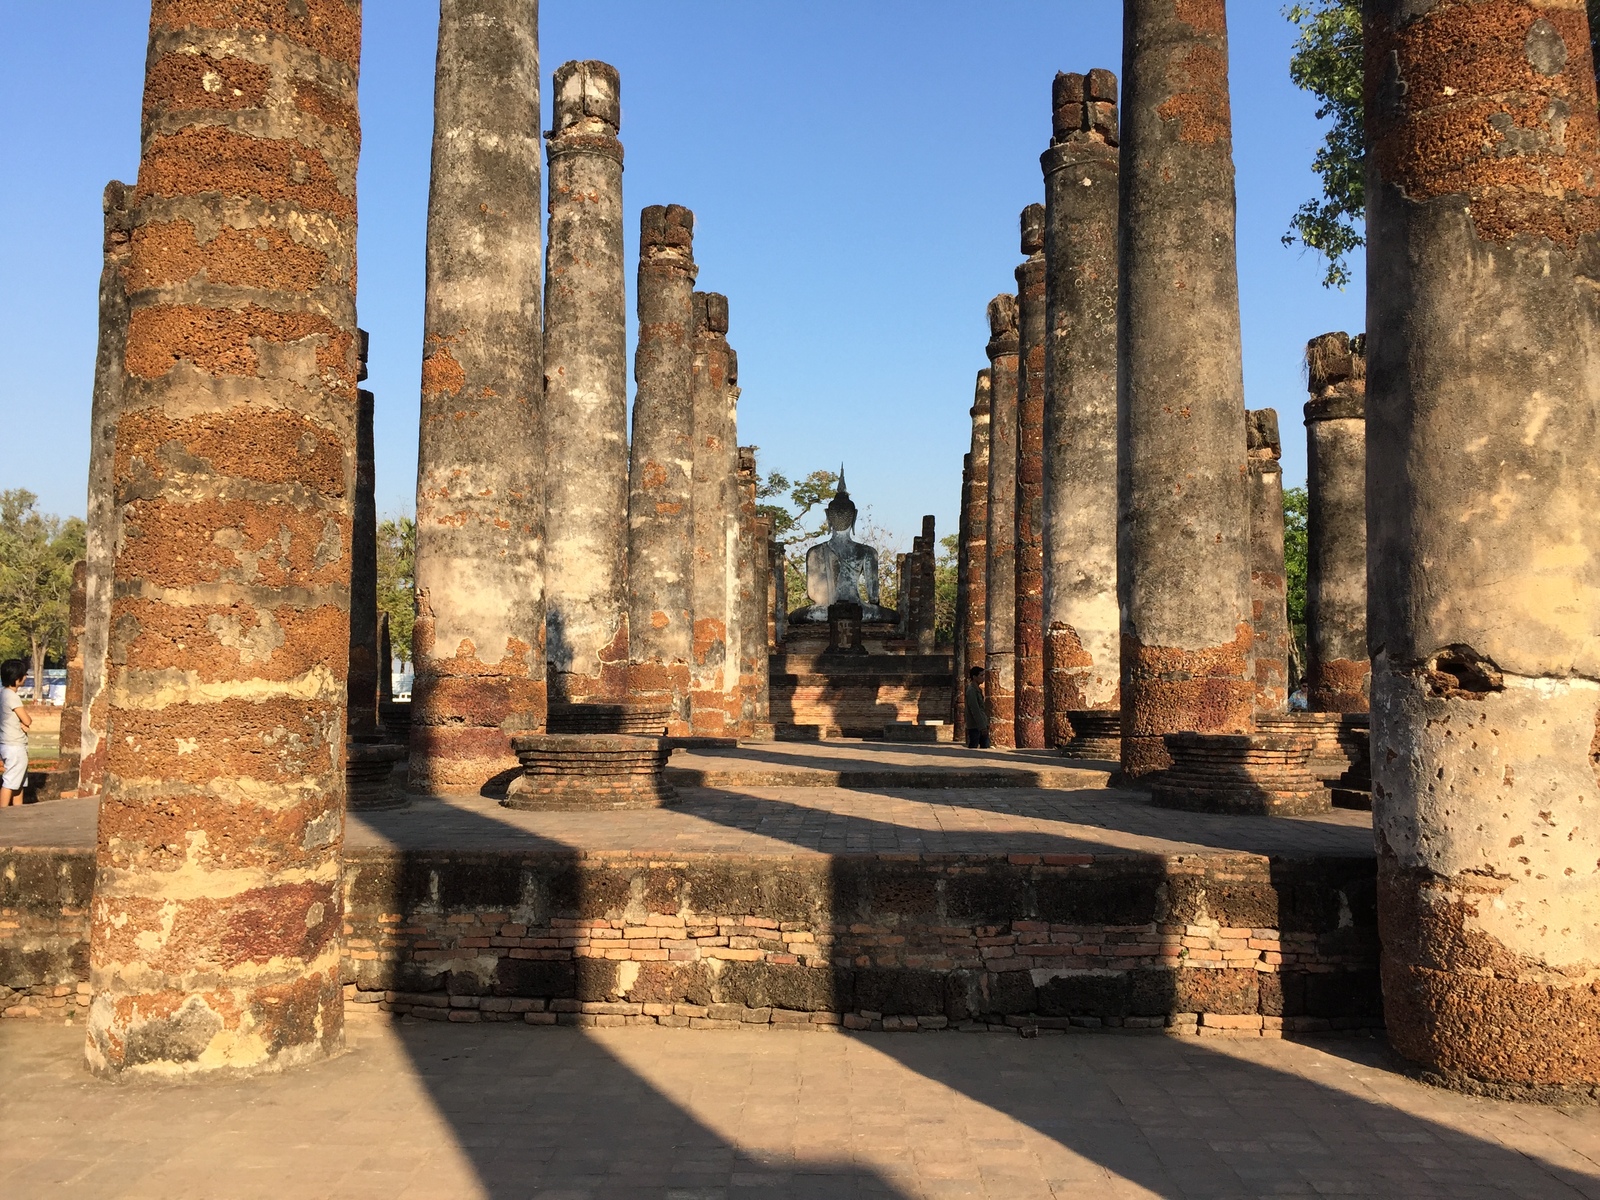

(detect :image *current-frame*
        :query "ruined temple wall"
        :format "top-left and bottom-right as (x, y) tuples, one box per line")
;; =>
(412, 0), (546, 789)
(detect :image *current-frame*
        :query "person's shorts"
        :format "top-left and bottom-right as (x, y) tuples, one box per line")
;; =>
(1, 744), (27, 791)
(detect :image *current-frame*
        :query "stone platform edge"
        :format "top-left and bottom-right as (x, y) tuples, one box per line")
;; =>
(2, 846), (1381, 1035)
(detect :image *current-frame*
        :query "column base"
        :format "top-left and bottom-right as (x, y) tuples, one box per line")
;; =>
(1058, 710), (1121, 761)
(1152, 732), (1325, 816)
(347, 739), (409, 811)
(502, 734), (676, 810)
(547, 701), (672, 736)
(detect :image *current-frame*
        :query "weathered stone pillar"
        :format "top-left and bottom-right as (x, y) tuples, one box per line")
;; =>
(916, 515), (938, 654)
(737, 447), (772, 739)
(1042, 69), (1121, 746)
(1247, 409), (1289, 716)
(56, 561), (86, 796)
(78, 181), (133, 797)
(962, 371), (992, 738)
(86, 0), (361, 1078)
(627, 205), (696, 735)
(412, 0), (545, 791)
(1116, 0), (1253, 777)
(544, 60), (628, 707)
(1365, 0), (1600, 1095)
(689, 291), (736, 738)
(347, 347), (379, 738)
(1304, 332), (1368, 713)
(984, 295), (1020, 748)
(954, 452), (972, 731)
(1014, 205), (1048, 748)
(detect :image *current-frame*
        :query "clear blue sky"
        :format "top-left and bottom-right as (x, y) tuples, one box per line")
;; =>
(0, 1), (1363, 554)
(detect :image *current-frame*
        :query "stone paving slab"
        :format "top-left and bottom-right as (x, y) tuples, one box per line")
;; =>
(0, 787), (1374, 860)
(667, 740), (1114, 790)
(3, 1019), (1598, 1198)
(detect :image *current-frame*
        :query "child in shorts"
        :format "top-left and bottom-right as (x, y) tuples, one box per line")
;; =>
(1, 659), (32, 805)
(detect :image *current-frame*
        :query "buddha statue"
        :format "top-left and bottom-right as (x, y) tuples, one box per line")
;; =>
(791, 471), (898, 623)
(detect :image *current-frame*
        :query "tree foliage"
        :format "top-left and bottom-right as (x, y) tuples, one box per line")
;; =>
(0, 490), (86, 698)
(376, 513), (416, 667)
(1283, 485), (1310, 686)
(1283, 1), (1365, 290)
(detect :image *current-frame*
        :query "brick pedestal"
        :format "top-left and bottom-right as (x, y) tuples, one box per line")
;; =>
(1152, 733), (1325, 817)
(1058, 710), (1122, 762)
(503, 735), (675, 811)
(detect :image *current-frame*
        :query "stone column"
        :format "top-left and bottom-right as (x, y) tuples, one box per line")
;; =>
(86, 0), (361, 1078)
(689, 291), (736, 737)
(412, 0), (545, 791)
(1304, 332), (1368, 713)
(1116, 0), (1253, 778)
(1042, 69), (1121, 746)
(627, 205), (696, 734)
(544, 60), (629, 707)
(1014, 205), (1048, 748)
(963, 371), (992, 738)
(77, 181), (133, 797)
(56, 561), (86, 796)
(984, 294), (1020, 748)
(1247, 410), (1289, 716)
(954, 452), (972, 731)
(348, 349), (380, 738)
(737, 447), (772, 739)
(1365, 0), (1600, 1095)
(916, 515), (938, 654)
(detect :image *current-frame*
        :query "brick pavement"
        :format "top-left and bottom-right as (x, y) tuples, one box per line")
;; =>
(3, 1018), (1598, 1198)
(0, 787), (1373, 860)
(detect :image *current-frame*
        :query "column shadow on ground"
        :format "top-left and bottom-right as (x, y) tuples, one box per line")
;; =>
(349, 790), (1599, 1199)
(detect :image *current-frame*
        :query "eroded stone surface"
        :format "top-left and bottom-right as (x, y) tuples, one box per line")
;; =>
(984, 296), (1020, 749)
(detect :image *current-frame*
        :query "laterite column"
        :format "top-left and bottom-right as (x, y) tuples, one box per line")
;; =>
(1247, 409), (1289, 716)
(1116, 0), (1253, 777)
(954, 452), (972, 732)
(962, 371), (991, 738)
(1042, 69), (1121, 745)
(78, 182), (134, 796)
(412, 0), (546, 790)
(1014, 205), (1047, 747)
(1366, 0), (1600, 1095)
(348, 341), (379, 738)
(689, 292), (737, 738)
(627, 205), (697, 735)
(544, 61), (629, 707)
(1304, 331), (1368, 713)
(984, 295), (1020, 748)
(86, 0), (361, 1077)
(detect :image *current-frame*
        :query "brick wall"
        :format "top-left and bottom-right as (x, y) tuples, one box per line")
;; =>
(339, 849), (1381, 1037)
(1, 845), (1380, 1036)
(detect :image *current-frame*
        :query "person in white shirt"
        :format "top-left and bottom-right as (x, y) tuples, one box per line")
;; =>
(0, 659), (33, 806)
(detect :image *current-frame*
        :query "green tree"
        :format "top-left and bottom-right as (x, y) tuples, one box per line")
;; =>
(0, 490), (86, 700)
(1283, 0), (1364, 289)
(934, 533), (959, 647)
(376, 513), (416, 668)
(1283, 485), (1310, 687)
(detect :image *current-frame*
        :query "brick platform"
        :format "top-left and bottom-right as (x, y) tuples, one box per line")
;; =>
(1, 744), (1378, 1033)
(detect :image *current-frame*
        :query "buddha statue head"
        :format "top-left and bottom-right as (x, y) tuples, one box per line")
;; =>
(825, 469), (857, 536)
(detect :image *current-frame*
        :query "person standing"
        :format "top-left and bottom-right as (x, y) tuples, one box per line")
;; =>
(965, 666), (991, 750)
(1, 659), (32, 805)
